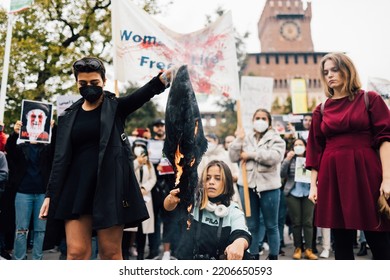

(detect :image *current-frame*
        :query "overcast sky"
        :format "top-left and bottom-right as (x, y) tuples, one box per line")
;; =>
(152, 0), (390, 88)
(2, 0), (389, 108)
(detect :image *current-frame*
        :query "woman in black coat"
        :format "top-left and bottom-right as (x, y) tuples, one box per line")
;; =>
(39, 57), (171, 260)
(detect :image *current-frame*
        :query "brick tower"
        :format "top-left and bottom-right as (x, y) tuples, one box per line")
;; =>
(242, 0), (328, 113)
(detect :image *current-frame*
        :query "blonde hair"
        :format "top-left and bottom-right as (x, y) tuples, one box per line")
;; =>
(199, 160), (234, 209)
(320, 53), (361, 100)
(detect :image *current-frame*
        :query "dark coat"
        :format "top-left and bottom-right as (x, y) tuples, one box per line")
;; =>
(5, 129), (56, 193)
(46, 76), (166, 230)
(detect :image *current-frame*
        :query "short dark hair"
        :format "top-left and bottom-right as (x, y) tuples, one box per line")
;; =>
(152, 118), (165, 126)
(133, 137), (148, 148)
(72, 57), (106, 81)
(206, 133), (219, 142)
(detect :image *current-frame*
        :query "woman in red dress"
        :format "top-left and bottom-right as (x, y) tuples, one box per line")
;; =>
(306, 53), (390, 260)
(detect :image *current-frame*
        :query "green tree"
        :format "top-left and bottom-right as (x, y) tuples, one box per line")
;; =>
(121, 87), (162, 136)
(271, 97), (282, 114)
(0, 0), (167, 132)
(282, 96), (292, 114)
(214, 98), (237, 140)
(308, 97), (317, 112)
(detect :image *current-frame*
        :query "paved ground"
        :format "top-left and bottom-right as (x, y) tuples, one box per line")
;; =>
(25, 230), (372, 261)
(0, 224), (368, 260)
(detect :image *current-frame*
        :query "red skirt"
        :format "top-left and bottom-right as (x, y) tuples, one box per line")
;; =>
(316, 133), (390, 231)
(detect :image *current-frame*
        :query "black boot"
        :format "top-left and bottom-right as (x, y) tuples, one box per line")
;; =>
(250, 253), (260, 260)
(137, 252), (144, 260)
(267, 254), (278, 260)
(145, 251), (158, 259)
(357, 242), (368, 256)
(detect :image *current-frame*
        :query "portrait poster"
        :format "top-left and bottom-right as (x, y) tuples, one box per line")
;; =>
(19, 100), (53, 144)
(272, 114), (298, 135)
(294, 157), (311, 184)
(295, 113), (312, 140)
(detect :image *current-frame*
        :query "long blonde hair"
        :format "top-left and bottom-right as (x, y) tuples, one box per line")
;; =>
(199, 160), (234, 209)
(319, 53), (361, 100)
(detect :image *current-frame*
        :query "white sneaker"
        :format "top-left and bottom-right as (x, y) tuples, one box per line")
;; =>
(320, 249), (329, 259)
(48, 246), (59, 253)
(129, 247), (138, 257)
(162, 251), (171, 260)
(262, 242), (269, 251)
(259, 249), (264, 256)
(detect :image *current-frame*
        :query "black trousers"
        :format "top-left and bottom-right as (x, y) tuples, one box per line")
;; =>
(333, 228), (390, 260)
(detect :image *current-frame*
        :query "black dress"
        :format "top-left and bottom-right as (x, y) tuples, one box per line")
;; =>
(54, 105), (101, 220)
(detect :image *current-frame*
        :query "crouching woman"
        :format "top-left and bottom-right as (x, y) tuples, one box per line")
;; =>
(164, 160), (251, 260)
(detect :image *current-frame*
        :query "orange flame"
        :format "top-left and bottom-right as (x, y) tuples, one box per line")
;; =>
(186, 204), (193, 230)
(174, 144), (184, 186)
(194, 120), (198, 136)
(172, 120), (201, 230)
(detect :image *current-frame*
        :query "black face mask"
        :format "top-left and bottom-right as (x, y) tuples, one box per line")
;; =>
(79, 85), (103, 103)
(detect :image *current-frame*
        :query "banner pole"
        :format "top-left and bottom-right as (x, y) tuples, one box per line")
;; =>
(0, 14), (14, 121)
(236, 99), (251, 217)
(114, 80), (119, 97)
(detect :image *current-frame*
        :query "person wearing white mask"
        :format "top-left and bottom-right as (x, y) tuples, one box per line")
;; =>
(229, 108), (286, 260)
(280, 138), (318, 260)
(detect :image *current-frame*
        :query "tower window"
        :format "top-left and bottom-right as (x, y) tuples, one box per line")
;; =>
(256, 54), (260, 64)
(275, 55), (279, 64)
(266, 55), (270, 64)
(285, 55), (289, 64)
(294, 54), (298, 64)
(304, 54), (308, 64)
(313, 55), (318, 64)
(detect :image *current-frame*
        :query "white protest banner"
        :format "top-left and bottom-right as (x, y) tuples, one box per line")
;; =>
(367, 76), (390, 108)
(56, 95), (81, 117)
(9, 0), (33, 13)
(240, 76), (274, 134)
(111, 0), (239, 99)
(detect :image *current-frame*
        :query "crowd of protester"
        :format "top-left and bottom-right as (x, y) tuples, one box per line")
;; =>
(1, 53), (389, 261)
